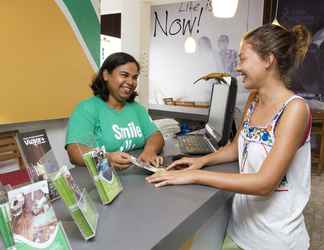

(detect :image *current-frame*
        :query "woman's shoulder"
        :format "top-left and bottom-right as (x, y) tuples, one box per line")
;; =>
(74, 96), (104, 114)
(283, 95), (309, 115)
(126, 101), (147, 111)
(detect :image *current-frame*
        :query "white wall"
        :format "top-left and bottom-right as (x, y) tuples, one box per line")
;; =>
(148, 0), (264, 107)
(109, 0), (264, 107)
(100, 1), (121, 14)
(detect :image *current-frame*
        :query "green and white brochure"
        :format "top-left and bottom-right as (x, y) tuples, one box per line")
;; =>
(7, 181), (71, 250)
(82, 147), (123, 205)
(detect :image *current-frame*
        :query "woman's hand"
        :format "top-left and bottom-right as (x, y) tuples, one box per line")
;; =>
(106, 152), (131, 170)
(146, 170), (197, 187)
(138, 150), (163, 167)
(167, 157), (206, 171)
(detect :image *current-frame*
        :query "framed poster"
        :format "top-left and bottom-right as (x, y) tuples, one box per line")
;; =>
(264, 0), (324, 98)
(149, 0), (264, 105)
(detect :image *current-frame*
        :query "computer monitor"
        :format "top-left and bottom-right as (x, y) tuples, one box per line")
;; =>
(205, 77), (237, 147)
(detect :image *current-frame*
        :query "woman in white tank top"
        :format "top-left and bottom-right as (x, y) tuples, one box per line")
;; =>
(147, 24), (312, 250)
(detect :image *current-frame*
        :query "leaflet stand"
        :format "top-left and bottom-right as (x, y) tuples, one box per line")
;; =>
(80, 146), (123, 205)
(74, 135), (123, 205)
(41, 152), (99, 240)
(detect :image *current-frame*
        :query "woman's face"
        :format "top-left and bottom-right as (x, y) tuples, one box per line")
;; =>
(103, 62), (139, 102)
(236, 41), (268, 89)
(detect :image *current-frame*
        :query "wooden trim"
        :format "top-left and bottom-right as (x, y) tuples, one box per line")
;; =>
(0, 130), (25, 169)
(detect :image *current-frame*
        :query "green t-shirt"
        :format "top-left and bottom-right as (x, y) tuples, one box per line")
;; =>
(66, 96), (158, 152)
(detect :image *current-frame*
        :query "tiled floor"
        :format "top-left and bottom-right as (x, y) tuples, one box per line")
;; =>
(304, 167), (324, 250)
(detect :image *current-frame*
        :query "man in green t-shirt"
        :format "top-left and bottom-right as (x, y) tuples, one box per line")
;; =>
(65, 52), (164, 168)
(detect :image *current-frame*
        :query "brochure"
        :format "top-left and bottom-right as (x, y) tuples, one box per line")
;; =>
(82, 147), (123, 205)
(7, 180), (71, 250)
(0, 184), (15, 250)
(52, 166), (98, 240)
(17, 130), (59, 201)
(129, 156), (166, 173)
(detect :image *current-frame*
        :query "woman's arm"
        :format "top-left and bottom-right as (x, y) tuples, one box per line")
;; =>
(143, 131), (164, 154)
(66, 143), (131, 169)
(138, 132), (164, 165)
(66, 143), (91, 167)
(194, 98), (310, 195)
(148, 98), (309, 196)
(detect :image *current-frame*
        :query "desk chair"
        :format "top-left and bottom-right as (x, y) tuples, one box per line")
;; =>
(311, 109), (324, 175)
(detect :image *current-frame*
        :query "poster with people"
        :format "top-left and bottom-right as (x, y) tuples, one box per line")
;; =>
(7, 181), (71, 249)
(149, 0), (263, 106)
(277, 0), (324, 97)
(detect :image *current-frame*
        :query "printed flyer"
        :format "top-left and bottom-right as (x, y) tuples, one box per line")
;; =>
(82, 147), (123, 205)
(7, 181), (71, 250)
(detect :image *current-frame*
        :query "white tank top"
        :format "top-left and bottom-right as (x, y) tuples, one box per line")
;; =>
(228, 95), (311, 250)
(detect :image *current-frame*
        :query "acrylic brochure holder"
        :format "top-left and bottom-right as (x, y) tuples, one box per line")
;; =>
(75, 134), (123, 205)
(41, 152), (99, 241)
(81, 147), (123, 205)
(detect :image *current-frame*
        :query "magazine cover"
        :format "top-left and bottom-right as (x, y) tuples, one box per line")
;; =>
(52, 166), (98, 240)
(7, 181), (71, 250)
(17, 130), (59, 201)
(82, 147), (123, 205)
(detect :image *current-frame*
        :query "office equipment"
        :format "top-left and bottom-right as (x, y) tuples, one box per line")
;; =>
(173, 76), (237, 156)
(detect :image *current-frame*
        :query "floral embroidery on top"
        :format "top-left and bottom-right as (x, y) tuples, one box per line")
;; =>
(239, 97), (285, 171)
(239, 95), (303, 190)
(242, 121), (274, 146)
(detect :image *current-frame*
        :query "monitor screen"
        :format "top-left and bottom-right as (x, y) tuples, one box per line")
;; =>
(206, 78), (230, 139)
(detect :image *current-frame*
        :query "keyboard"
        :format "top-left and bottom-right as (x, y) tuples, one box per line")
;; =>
(177, 134), (214, 155)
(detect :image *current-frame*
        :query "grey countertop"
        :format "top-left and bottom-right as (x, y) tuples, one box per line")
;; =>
(53, 161), (238, 250)
(1, 158), (238, 250)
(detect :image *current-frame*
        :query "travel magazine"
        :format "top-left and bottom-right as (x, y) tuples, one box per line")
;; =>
(17, 130), (59, 201)
(7, 180), (71, 250)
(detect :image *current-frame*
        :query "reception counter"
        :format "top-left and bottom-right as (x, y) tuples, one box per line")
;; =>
(1, 158), (238, 250)
(55, 160), (237, 250)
